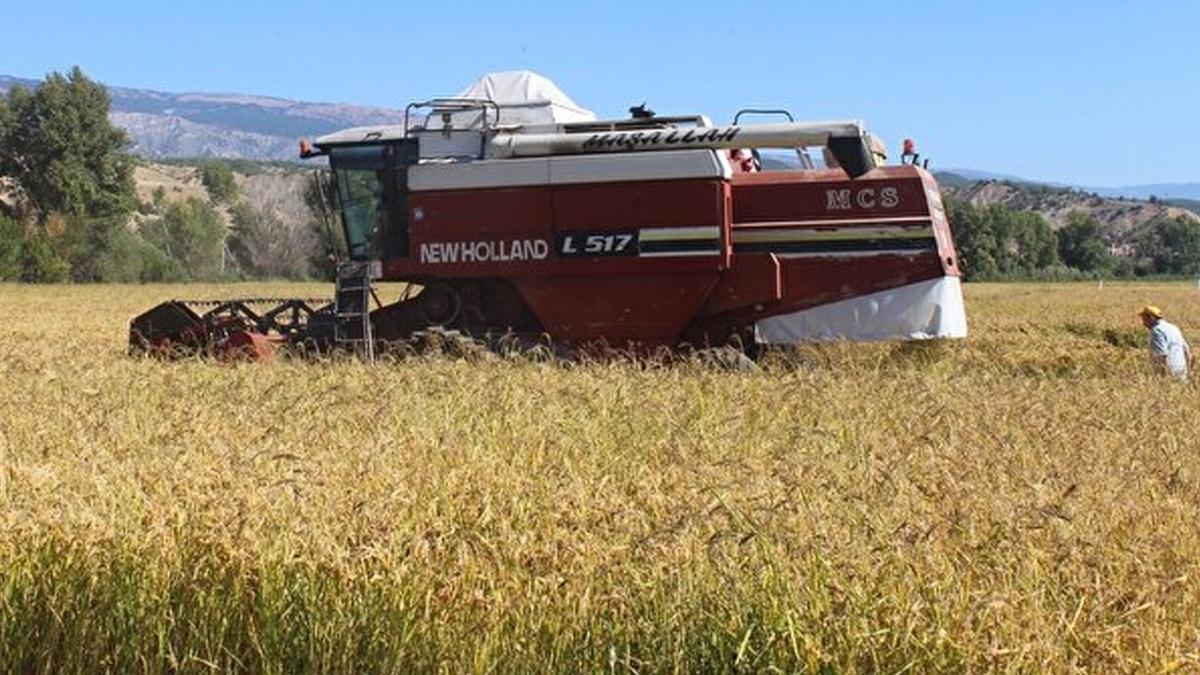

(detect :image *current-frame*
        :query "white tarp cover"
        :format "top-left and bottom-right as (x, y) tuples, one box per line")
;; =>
(434, 71), (596, 128)
(754, 276), (968, 343)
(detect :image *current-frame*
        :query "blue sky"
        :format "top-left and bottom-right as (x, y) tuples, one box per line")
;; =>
(2, 0), (1197, 186)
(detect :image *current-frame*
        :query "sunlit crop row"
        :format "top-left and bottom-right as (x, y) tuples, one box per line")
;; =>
(0, 281), (1197, 673)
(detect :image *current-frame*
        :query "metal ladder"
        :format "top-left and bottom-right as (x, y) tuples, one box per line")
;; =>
(334, 261), (379, 361)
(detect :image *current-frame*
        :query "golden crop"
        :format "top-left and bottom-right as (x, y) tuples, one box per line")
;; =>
(1, 282), (1198, 673)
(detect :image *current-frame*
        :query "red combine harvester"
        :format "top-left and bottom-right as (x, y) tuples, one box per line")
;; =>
(129, 72), (966, 360)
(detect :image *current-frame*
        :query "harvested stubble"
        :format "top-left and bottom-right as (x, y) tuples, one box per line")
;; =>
(1, 282), (1199, 673)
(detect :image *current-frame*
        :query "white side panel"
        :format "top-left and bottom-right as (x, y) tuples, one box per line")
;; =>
(755, 276), (967, 343)
(316, 125), (406, 146)
(712, 149), (733, 179)
(418, 131), (485, 159)
(549, 150), (725, 184)
(408, 149), (724, 192)
(409, 158), (551, 191)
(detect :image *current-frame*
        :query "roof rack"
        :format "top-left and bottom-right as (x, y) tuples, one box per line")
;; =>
(404, 97), (501, 136)
(562, 115), (707, 134)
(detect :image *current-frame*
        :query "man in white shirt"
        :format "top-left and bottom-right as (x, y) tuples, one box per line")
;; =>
(1140, 305), (1193, 379)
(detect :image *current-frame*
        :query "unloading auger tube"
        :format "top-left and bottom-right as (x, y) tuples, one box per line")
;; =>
(487, 121), (878, 177)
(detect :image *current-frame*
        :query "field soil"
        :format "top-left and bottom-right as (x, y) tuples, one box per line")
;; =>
(1, 282), (1199, 673)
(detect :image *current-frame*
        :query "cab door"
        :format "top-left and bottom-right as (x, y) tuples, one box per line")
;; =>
(329, 138), (418, 261)
(384, 139), (419, 259)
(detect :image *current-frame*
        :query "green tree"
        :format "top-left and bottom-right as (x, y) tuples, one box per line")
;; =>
(200, 162), (239, 205)
(0, 94), (11, 170)
(0, 67), (136, 220)
(18, 231), (70, 283)
(58, 214), (132, 281)
(1057, 211), (1112, 272)
(142, 198), (226, 280)
(945, 195), (1063, 279)
(136, 242), (188, 282)
(95, 227), (186, 282)
(1012, 210), (1059, 271)
(93, 227), (146, 283)
(0, 67), (140, 282)
(945, 195), (999, 280)
(1137, 216), (1200, 275)
(0, 214), (23, 281)
(227, 200), (312, 279)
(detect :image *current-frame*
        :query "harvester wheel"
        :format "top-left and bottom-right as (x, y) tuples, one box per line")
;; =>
(693, 346), (759, 373)
(417, 283), (462, 327)
(409, 327), (494, 361)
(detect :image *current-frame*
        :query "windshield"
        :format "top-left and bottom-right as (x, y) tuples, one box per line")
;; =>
(330, 146), (387, 260)
(755, 148), (821, 171)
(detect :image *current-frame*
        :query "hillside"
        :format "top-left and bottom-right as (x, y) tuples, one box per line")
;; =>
(1092, 182), (1200, 201)
(1166, 198), (1200, 215)
(942, 178), (1200, 243)
(939, 169), (1200, 202)
(0, 74), (404, 161)
(139, 157), (313, 241)
(132, 161), (307, 221)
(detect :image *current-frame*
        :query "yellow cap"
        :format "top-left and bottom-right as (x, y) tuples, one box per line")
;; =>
(1140, 305), (1163, 319)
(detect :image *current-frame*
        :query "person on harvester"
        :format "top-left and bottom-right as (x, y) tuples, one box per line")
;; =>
(729, 148), (760, 173)
(1140, 305), (1193, 379)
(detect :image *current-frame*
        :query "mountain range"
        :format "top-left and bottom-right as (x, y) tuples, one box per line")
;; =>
(940, 169), (1200, 202)
(0, 74), (404, 161)
(1, 73), (1196, 202)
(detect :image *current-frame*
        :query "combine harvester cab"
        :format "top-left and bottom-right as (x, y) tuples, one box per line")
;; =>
(130, 71), (965, 359)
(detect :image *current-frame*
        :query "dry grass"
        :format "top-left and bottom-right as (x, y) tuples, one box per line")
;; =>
(1, 281), (1199, 673)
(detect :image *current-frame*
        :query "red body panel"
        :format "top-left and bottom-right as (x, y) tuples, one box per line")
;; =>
(513, 273), (719, 344)
(394, 179), (729, 345)
(731, 168), (933, 221)
(697, 253), (781, 316)
(552, 181), (727, 233)
(379, 165), (957, 347)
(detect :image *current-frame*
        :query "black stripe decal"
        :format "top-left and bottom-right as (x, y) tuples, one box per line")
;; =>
(735, 219), (934, 229)
(640, 240), (721, 254)
(733, 237), (937, 254)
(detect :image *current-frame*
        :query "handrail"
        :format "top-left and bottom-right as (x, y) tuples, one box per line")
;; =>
(733, 108), (795, 124)
(404, 97), (501, 136)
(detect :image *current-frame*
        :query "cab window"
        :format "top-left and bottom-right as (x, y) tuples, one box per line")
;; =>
(330, 146), (387, 260)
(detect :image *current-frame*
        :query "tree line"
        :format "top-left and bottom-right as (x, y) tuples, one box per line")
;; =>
(3, 68), (1197, 285)
(0, 67), (332, 283)
(946, 196), (1200, 280)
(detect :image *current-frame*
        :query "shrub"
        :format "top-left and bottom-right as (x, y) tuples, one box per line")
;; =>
(140, 197), (226, 280)
(0, 213), (22, 281)
(200, 162), (239, 205)
(18, 230), (70, 282)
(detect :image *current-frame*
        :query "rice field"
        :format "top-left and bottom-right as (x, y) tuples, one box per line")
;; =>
(1, 281), (1199, 673)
